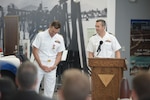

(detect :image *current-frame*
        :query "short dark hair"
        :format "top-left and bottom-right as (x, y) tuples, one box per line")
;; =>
(132, 72), (150, 100)
(0, 78), (16, 100)
(61, 69), (90, 100)
(16, 61), (37, 89)
(50, 20), (61, 29)
(96, 19), (106, 27)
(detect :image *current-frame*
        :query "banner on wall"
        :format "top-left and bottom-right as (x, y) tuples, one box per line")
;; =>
(130, 19), (150, 75)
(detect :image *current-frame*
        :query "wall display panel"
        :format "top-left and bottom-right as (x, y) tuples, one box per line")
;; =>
(130, 19), (150, 75)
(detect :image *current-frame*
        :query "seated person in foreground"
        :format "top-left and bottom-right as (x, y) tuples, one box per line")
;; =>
(58, 68), (91, 100)
(131, 71), (150, 100)
(0, 77), (16, 100)
(12, 61), (51, 100)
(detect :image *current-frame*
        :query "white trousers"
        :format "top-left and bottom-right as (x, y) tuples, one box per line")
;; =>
(34, 60), (56, 98)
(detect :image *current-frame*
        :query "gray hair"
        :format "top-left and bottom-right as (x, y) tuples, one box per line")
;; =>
(61, 68), (90, 100)
(16, 61), (37, 89)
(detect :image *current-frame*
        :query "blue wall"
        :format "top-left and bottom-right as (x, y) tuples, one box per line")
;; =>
(115, 0), (150, 88)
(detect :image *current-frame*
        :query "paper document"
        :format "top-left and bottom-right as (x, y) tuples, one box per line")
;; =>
(61, 50), (68, 61)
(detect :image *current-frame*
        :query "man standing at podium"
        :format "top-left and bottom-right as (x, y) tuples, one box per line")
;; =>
(86, 19), (121, 58)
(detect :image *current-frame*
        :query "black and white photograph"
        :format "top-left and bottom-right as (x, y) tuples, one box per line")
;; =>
(0, 0), (107, 73)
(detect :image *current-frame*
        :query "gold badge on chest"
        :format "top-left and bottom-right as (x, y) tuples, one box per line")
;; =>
(47, 59), (51, 62)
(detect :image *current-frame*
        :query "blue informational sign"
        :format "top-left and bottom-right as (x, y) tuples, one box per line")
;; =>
(130, 19), (150, 75)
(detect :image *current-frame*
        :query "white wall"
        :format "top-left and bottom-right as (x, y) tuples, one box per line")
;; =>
(115, 0), (150, 88)
(107, 0), (116, 34)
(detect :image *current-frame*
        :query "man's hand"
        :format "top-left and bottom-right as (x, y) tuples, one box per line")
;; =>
(40, 65), (56, 72)
(40, 65), (49, 72)
(47, 65), (56, 72)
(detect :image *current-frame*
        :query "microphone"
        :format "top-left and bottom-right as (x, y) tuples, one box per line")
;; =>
(97, 41), (103, 56)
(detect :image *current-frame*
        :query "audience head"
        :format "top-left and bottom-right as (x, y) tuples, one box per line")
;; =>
(131, 71), (150, 100)
(59, 68), (90, 100)
(16, 61), (37, 90)
(0, 77), (16, 100)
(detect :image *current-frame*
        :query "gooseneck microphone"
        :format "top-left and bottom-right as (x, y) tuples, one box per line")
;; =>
(97, 41), (103, 56)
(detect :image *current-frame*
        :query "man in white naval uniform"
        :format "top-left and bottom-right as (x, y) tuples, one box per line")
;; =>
(32, 20), (65, 98)
(87, 19), (121, 58)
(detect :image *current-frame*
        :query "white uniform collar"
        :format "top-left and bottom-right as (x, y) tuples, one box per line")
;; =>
(96, 31), (108, 39)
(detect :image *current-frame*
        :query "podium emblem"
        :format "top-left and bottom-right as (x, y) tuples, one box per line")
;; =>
(98, 74), (114, 87)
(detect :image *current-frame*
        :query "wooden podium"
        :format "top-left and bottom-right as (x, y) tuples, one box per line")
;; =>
(88, 58), (127, 100)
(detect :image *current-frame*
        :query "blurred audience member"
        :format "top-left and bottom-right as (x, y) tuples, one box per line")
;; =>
(131, 71), (150, 100)
(58, 68), (90, 100)
(0, 77), (16, 100)
(12, 61), (51, 100)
